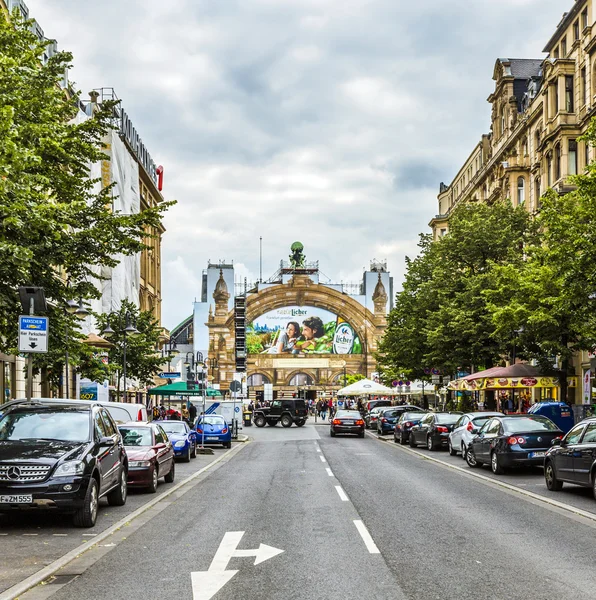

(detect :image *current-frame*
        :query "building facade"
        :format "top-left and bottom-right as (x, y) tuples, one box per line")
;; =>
(430, 0), (596, 403)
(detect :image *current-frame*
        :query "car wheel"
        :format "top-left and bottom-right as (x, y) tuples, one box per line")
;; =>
(448, 440), (457, 456)
(254, 416), (266, 427)
(182, 444), (191, 463)
(491, 451), (506, 475)
(296, 420), (305, 427)
(107, 468), (128, 506)
(400, 433), (407, 445)
(465, 447), (480, 468)
(393, 433), (399, 443)
(148, 466), (159, 493)
(545, 461), (562, 491)
(191, 442), (197, 459)
(461, 443), (467, 458)
(330, 429), (336, 437)
(427, 436), (435, 451)
(73, 478), (99, 528)
(409, 433), (417, 448)
(164, 460), (175, 483)
(225, 441), (232, 449)
(281, 415), (293, 428)
(358, 431), (365, 438)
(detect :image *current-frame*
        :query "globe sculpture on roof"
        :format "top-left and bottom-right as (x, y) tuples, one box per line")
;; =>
(289, 241), (306, 269)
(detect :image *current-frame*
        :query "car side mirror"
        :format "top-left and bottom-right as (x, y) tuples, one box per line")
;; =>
(99, 436), (113, 446)
(471, 427), (479, 434)
(153, 443), (166, 450)
(551, 438), (562, 446)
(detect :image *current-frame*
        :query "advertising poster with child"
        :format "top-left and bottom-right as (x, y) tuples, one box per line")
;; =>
(247, 306), (362, 355)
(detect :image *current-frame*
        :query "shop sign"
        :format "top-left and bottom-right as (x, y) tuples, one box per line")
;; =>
(119, 107), (158, 186)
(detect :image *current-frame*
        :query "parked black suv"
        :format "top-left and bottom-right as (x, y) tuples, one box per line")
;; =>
(253, 399), (308, 428)
(0, 400), (128, 527)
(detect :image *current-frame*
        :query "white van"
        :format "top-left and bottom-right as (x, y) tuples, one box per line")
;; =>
(8, 398), (147, 424)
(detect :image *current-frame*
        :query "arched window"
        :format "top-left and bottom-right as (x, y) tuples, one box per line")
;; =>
(534, 176), (541, 209)
(517, 177), (525, 206)
(289, 373), (313, 386)
(247, 373), (270, 386)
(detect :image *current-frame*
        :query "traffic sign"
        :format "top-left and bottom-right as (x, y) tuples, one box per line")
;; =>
(229, 380), (242, 393)
(159, 372), (180, 379)
(18, 316), (48, 353)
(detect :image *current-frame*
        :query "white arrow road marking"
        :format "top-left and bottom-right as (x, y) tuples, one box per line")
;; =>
(192, 531), (284, 600)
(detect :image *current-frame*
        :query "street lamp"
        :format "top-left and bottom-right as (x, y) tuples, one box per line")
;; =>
(64, 299), (89, 399)
(101, 311), (140, 401)
(205, 357), (219, 382)
(160, 339), (178, 372)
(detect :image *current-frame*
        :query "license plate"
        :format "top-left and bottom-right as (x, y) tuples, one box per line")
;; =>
(528, 451), (545, 459)
(343, 421), (354, 425)
(0, 495), (33, 504)
(206, 437), (219, 441)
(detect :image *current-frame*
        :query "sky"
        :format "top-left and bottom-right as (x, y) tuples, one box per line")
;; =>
(26, 0), (566, 330)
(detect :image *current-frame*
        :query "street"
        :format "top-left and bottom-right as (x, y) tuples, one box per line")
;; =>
(6, 421), (596, 600)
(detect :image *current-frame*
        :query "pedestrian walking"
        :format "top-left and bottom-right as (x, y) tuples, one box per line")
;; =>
(320, 401), (327, 421)
(181, 404), (190, 424)
(189, 402), (197, 424)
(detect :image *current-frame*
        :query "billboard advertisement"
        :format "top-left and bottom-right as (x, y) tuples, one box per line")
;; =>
(247, 306), (361, 355)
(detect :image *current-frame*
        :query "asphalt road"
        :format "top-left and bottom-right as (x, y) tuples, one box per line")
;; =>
(0, 444), (229, 595)
(10, 420), (596, 600)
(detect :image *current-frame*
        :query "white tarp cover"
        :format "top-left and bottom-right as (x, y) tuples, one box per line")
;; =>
(337, 378), (398, 396)
(101, 129), (141, 313)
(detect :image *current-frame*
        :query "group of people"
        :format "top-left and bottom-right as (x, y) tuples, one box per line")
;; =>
(309, 397), (364, 419)
(151, 402), (198, 425)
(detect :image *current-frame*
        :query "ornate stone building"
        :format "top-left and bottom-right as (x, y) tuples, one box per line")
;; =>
(430, 0), (595, 403)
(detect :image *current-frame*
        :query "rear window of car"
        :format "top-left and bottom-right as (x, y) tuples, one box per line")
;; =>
(402, 412), (423, 421)
(336, 411), (360, 418)
(119, 426), (153, 446)
(105, 406), (134, 424)
(159, 422), (187, 434)
(200, 416), (225, 425)
(472, 416), (493, 426)
(435, 414), (460, 424)
(503, 417), (559, 433)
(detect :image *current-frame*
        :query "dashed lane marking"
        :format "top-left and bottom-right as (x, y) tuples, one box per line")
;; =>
(319, 455), (327, 463)
(326, 467), (334, 477)
(335, 486), (349, 502)
(353, 520), (380, 554)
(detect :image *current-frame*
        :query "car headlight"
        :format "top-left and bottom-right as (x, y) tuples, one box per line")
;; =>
(174, 440), (186, 448)
(54, 460), (85, 477)
(129, 460), (151, 467)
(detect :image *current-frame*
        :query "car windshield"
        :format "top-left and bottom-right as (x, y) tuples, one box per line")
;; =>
(119, 426), (153, 446)
(159, 422), (187, 434)
(0, 409), (90, 442)
(435, 414), (460, 424)
(199, 416), (225, 425)
(503, 417), (559, 433)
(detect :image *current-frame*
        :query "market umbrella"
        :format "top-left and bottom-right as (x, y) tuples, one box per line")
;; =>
(336, 378), (398, 396)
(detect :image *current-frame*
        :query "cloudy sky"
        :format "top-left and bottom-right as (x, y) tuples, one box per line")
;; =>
(27, 0), (565, 329)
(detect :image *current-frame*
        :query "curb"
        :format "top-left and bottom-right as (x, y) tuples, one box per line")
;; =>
(365, 430), (596, 524)
(0, 442), (248, 600)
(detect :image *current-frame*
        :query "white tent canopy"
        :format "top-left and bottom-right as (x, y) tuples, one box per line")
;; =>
(336, 378), (398, 396)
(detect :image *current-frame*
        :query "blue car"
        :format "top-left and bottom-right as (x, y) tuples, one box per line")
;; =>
(194, 415), (232, 448)
(155, 420), (197, 462)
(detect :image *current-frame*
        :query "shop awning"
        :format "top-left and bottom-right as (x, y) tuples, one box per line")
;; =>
(449, 364), (577, 391)
(147, 381), (223, 397)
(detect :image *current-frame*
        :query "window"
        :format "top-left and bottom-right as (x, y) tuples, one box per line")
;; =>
(565, 76), (574, 112)
(586, 142), (591, 168)
(153, 425), (167, 444)
(574, 20), (580, 41)
(94, 412), (108, 439)
(553, 81), (559, 113)
(247, 373), (270, 386)
(288, 372), (313, 386)
(440, 228), (447, 237)
(581, 67), (587, 106)
(516, 177), (525, 205)
(486, 420), (501, 435)
(100, 409), (117, 436)
(561, 36), (567, 56)
(582, 423), (596, 443)
(500, 106), (506, 137)
(555, 143), (561, 180)
(535, 176), (541, 208)
(582, 8), (588, 30)
(564, 423), (586, 444)
(568, 139), (578, 175)
(554, 47), (560, 59)
(547, 152), (552, 186)
(535, 129), (541, 148)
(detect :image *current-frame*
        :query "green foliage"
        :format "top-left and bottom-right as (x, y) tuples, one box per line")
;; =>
(0, 13), (174, 383)
(95, 300), (163, 393)
(377, 201), (535, 382)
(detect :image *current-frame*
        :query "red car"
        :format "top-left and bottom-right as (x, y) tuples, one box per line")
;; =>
(118, 422), (175, 493)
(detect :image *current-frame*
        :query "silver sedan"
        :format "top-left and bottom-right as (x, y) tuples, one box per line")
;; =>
(448, 411), (503, 457)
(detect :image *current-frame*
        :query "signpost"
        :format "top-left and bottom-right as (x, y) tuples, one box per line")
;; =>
(18, 316), (48, 353)
(229, 380), (242, 439)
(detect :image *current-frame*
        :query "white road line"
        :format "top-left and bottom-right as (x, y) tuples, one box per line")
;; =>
(353, 520), (380, 554)
(326, 467), (334, 477)
(316, 448), (322, 453)
(81, 533), (96, 537)
(22, 534), (38, 536)
(319, 455), (326, 463)
(52, 534), (67, 537)
(335, 486), (349, 502)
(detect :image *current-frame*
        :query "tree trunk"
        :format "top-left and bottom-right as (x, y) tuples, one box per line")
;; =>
(559, 359), (569, 404)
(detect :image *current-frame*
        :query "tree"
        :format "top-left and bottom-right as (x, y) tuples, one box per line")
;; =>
(95, 300), (163, 396)
(488, 120), (596, 402)
(0, 13), (174, 382)
(377, 201), (535, 384)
